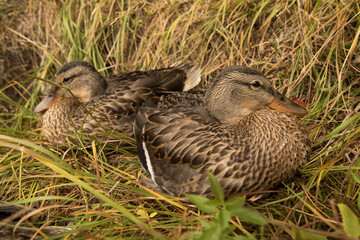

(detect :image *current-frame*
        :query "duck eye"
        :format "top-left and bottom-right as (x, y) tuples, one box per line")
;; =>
(63, 77), (71, 83)
(250, 81), (261, 88)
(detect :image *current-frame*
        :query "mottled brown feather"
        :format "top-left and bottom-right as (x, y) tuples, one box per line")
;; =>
(135, 66), (310, 197)
(36, 61), (201, 146)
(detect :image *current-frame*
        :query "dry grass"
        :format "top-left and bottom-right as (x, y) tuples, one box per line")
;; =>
(0, 0), (360, 239)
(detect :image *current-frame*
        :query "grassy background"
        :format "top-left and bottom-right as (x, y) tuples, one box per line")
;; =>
(1, 0), (360, 239)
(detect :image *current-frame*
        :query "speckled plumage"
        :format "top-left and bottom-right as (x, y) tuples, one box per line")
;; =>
(35, 61), (201, 146)
(134, 66), (311, 197)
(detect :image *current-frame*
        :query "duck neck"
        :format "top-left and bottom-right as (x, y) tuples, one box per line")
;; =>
(42, 98), (80, 123)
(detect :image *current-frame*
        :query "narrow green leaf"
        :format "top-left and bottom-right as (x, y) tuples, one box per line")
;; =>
(222, 224), (236, 236)
(231, 207), (267, 225)
(293, 229), (328, 240)
(217, 209), (231, 229)
(186, 193), (217, 214)
(199, 224), (222, 240)
(225, 196), (246, 212)
(207, 172), (225, 202)
(190, 231), (202, 240)
(352, 173), (360, 209)
(323, 114), (360, 141)
(338, 203), (360, 238)
(351, 172), (360, 184)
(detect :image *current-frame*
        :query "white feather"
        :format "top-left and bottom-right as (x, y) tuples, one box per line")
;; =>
(142, 141), (158, 186)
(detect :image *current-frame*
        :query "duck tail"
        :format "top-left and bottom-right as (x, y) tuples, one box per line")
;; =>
(170, 61), (201, 91)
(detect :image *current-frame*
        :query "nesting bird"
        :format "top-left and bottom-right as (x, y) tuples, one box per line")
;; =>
(35, 61), (201, 146)
(134, 66), (311, 197)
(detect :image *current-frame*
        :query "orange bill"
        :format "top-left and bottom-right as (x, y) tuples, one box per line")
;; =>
(266, 93), (307, 116)
(34, 95), (62, 113)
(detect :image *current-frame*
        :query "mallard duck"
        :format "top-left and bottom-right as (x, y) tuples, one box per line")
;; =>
(34, 61), (201, 145)
(134, 66), (311, 197)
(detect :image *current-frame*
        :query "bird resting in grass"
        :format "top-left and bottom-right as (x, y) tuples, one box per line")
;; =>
(134, 66), (311, 197)
(34, 61), (201, 146)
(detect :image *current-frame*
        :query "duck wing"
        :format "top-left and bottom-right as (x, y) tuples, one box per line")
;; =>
(134, 108), (310, 197)
(134, 106), (242, 197)
(157, 89), (206, 108)
(106, 62), (201, 92)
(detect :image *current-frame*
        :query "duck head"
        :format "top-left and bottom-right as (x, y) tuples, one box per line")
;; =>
(205, 66), (307, 124)
(34, 61), (107, 113)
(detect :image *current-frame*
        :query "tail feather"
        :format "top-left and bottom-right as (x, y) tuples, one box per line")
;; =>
(131, 61), (201, 92)
(170, 61), (201, 91)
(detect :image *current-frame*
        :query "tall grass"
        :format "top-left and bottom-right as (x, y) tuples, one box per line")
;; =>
(0, 0), (359, 239)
